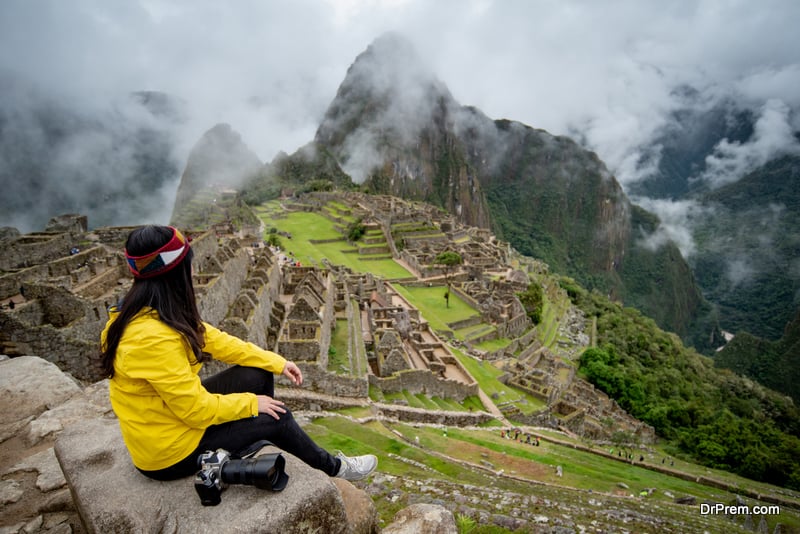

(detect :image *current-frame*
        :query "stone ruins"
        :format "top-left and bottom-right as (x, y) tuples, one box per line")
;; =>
(0, 193), (654, 443)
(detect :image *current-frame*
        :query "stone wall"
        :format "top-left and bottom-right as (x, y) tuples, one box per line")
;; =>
(291, 363), (369, 398)
(369, 369), (478, 402)
(196, 245), (250, 326)
(219, 251), (282, 350)
(0, 232), (73, 271)
(0, 274), (128, 381)
(278, 336), (322, 362)
(0, 226), (268, 384)
(373, 402), (493, 426)
(0, 264), (48, 300)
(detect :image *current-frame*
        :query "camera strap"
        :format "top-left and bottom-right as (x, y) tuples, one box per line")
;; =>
(232, 439), (274, 460)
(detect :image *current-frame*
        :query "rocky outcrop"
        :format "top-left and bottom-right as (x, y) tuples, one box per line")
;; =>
(314, 33), (492, 230)
(0, 355), (109, 533)
(0, 355), (384, 534)
(1, 354), (457, 534)
(55, 418), (358, 534)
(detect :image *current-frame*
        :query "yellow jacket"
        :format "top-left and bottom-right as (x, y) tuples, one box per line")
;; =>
(102, 307), (287, 471)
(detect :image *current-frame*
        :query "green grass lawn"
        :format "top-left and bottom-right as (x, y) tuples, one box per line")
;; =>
(457, 323), (497, 341)
(304, 416), (560, 524)
(474, 336), (513, 352)
(327, 319), (350, 374)
(392, 423), (790, 505)
(393, 284), (478, 333)
(301, 415), (800, 532)
(257, 205), (412, 278)
(451, 346), (546, 414)
(537, 298), (561, 349)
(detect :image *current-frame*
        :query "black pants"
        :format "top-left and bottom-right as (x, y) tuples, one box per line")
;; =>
(138, 366), (341, 480)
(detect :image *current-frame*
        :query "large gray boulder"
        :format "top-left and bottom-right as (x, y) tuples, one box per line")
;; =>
(0, 355), (82, 442)
(55, 416), (359, 533)
(0, 355), (104, 533)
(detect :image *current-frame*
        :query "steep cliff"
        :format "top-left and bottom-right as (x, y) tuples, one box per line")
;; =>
(715, 307), (800, 404)
(314, 33), (491, 229)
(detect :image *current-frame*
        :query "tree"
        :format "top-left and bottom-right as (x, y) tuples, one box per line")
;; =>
(347, 218), (366, 242)
(265, 233), (282, 248)
(517, 282), (544, 324)
(434, 251), (462, 308)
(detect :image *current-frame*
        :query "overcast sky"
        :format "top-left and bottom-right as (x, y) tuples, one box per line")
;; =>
(2, 0), (799, 227)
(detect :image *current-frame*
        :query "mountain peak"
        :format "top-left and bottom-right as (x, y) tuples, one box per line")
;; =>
(171, 123), (262, 224)
(347, 32), (442, 96)
(315, 32), (453, 165)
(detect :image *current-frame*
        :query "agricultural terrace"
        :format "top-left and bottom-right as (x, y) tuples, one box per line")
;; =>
(303, 415), (800, 532)
(253, 201), (412, 279)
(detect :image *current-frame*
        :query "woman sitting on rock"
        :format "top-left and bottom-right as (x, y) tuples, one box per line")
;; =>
(100, 224), (377, 482)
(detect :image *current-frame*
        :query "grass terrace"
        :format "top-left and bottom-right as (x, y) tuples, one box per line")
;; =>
(392, 284), (478, 336)
(302, 416), (800, 533)
(473, 336), (514, 352)
(256, 202), (412, 278)
(451, 346), (546, 414)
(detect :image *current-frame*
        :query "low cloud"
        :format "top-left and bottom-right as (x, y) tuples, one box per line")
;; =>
(1, 1), (799, 233)
(725, 257), (757, 287)
(0, 81), (184, 231)
(632, 197), (710, 259)
(694, 99), (800, 189)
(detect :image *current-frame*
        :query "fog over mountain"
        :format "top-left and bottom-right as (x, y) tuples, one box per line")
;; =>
(1, 0), (799, 243)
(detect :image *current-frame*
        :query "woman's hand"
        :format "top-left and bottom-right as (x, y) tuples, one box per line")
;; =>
(256, 395), (287, 420)
(282, 361), (303, 386)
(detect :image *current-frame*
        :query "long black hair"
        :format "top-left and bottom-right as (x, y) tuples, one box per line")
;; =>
(101, 225), (208, 377)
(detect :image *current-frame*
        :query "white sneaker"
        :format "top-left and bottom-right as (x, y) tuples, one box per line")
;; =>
(335, 451), (377, 481)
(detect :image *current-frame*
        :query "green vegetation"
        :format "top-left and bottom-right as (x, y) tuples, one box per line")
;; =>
(618, 206), (720, 354)
(433, 250), (462, 308)
(304, 415), (800, 532)
(473, 336), (512, 352)
(327, 319), (350, 374)
(257, 203), (411, 278)
(693, 155), (800, 342)
(715, 311), (800, 404)
(346, 217), (367, 241)
(516, 281), (544, 324)
(239, 141), (356, 205)
(571, 285), (800, 490)
(393, 284), (477, 335)
(451, 347), (545, 413)
(433, 250), (462, 273)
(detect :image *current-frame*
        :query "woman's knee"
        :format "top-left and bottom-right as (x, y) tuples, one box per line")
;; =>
(204, 366), (274, 395)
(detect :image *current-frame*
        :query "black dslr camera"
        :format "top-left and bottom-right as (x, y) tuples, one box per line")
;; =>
(194, 448), (289, 506)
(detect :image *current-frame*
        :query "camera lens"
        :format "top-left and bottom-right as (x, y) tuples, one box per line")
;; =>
(221, 455), (285, 490)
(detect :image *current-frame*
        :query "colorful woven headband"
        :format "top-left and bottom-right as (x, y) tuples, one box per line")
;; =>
(125, 227), (190, 279)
